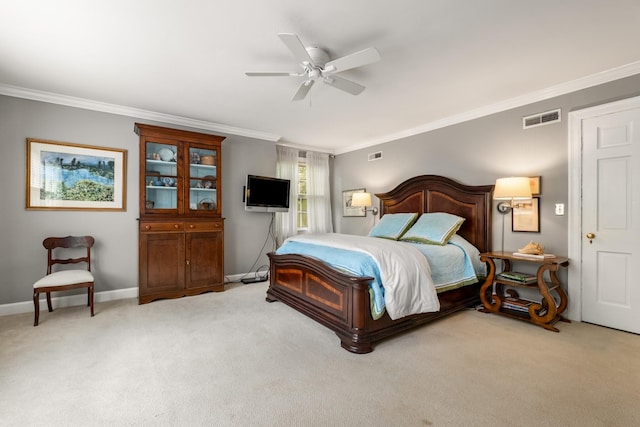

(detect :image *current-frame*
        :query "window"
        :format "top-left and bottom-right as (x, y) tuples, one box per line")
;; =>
(297, 160), (307, 229)
(275, 145), (332, 244)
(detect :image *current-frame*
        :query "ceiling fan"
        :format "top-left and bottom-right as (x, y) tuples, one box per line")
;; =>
(245, 33), (381, 101)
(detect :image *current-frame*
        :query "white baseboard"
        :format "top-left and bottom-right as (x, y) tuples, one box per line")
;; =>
(0, 287), (138, 317)
(1, 272), (261, 317)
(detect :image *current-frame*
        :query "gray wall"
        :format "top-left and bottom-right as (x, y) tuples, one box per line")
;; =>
(333, 74), (640, 259)
(0, 96), (276, 305)
(2, 73), (640, 306)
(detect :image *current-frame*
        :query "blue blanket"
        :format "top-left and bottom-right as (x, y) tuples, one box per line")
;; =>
(408, 234), (485, 292)
(276, 234), (484, 319)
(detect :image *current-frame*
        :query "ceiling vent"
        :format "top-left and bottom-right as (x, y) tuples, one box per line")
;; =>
(522, 108), (561, 129)
(368, 151), (383, 161)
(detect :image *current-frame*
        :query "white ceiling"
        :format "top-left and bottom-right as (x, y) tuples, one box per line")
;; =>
(2, 1), (640, 154)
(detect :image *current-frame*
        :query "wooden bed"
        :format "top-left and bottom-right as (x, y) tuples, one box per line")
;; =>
(266, 175), (494, 353)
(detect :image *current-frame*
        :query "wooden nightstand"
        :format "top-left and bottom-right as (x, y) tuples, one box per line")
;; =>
(479, 252), (570, 332)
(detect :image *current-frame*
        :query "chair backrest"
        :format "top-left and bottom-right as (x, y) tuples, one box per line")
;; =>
(43, 236), (95, 275)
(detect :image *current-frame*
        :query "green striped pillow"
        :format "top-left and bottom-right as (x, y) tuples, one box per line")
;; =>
(400, 212), (465, 245)
(368, 213), (419, 240)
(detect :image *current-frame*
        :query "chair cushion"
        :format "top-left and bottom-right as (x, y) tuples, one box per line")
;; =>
(34, 270), (94, 288)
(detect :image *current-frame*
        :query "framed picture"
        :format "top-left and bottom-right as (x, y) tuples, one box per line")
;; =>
(512, 197), (540, 232)
(529, 176), (541, 195)
(26, 138), (127, 211)
(342, 188), (366, 217)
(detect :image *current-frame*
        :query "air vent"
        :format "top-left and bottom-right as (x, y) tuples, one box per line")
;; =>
(522, 109), (561, 129)
(368, 151), (383, 161)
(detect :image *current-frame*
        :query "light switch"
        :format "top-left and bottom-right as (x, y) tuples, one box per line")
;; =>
(555, 203), (565, 215)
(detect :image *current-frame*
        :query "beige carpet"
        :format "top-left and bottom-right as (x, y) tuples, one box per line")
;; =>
(1, 282), (639, 426)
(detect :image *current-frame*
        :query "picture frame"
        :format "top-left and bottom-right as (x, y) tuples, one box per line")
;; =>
(26, 138), (127, 211)
(342, 188), (366, 217)
(529, 176), (541, 195)
(512, 197), (540, 232)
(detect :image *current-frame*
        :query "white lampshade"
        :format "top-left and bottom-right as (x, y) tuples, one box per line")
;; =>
(493, 177), (532, 200)
(351, 192), (372, 207)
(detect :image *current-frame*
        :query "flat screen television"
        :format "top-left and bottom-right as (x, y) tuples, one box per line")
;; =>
(244, 175), (290, 212)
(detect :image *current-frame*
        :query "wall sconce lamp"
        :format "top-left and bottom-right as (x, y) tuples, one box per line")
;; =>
(494, 176), (532, 253)
(494, 177), (532, 214)
(351, 192), (379, 216)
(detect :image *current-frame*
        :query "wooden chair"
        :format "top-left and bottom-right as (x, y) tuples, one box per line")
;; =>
(33, 236), (95, 326)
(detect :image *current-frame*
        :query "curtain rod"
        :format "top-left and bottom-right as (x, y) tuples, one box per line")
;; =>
(276, 142), (335, 156)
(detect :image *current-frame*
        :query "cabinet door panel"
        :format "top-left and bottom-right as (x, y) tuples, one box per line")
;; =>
(142, 137), (181, 214)
(186, 231), (223, 289)
(140, 233), (185, 293)
(187, 142), (221, 216)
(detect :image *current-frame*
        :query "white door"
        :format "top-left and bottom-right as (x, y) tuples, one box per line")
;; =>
(581, 107), (640, 333)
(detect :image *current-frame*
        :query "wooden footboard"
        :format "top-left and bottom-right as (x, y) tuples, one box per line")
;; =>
(267, 252), (481, 353)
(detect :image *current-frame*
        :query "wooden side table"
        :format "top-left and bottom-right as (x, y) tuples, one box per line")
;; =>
(479, 252), (570, 332)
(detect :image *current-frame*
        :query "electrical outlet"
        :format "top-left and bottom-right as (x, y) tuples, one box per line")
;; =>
(555, 203), (565, 215)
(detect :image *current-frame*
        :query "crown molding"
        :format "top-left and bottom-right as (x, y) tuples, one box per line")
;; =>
(0, 84), (281, 142)
(334, 61), (640, 155)
(3, 60), (639, 154)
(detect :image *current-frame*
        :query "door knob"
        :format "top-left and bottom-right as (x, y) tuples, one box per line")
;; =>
(586, 232), (596, 244)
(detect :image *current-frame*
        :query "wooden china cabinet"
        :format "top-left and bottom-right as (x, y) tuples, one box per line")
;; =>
(135, 123), (225, 304)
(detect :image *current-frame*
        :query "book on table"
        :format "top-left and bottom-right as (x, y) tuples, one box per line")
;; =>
(502, 297), (534, 313)
(496, 271), (538, 284)
(512, 252), (556, 260)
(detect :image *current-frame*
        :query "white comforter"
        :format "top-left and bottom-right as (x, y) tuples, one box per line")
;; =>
(283, 233), (440, 319)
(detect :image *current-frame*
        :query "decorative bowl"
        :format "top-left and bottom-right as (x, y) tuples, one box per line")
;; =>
(198, 198), (214, 210)
(200, 155), (215, 165)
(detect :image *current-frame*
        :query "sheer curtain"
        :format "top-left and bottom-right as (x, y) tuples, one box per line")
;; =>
(306, 151), (333, 234)
(275, 146), (299, 245)
(275, 146), (333, 246)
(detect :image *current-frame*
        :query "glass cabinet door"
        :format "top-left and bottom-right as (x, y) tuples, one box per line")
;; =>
(144, 141), (178, 211)
(187, 146), (218, 213)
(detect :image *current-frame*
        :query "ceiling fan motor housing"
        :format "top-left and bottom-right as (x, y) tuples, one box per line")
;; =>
(306, 47), (330, 67)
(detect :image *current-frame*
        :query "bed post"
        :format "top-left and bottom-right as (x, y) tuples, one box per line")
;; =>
(338, 279), (373, 354)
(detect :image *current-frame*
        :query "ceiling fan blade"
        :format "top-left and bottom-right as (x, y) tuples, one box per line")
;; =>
(292, 80), (315, 101)
(245, 72), (301, 77)
(323, 75), (365, 95)
(324, 47), (381, 73)
(278, 33), (315, 66)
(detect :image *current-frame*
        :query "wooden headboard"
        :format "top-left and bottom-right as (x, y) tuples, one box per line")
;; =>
(375, 175), (494, 253)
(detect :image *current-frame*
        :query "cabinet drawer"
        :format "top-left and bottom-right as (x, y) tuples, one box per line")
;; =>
(185, 221), (223, 232)
(140, 222), (184, 232)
